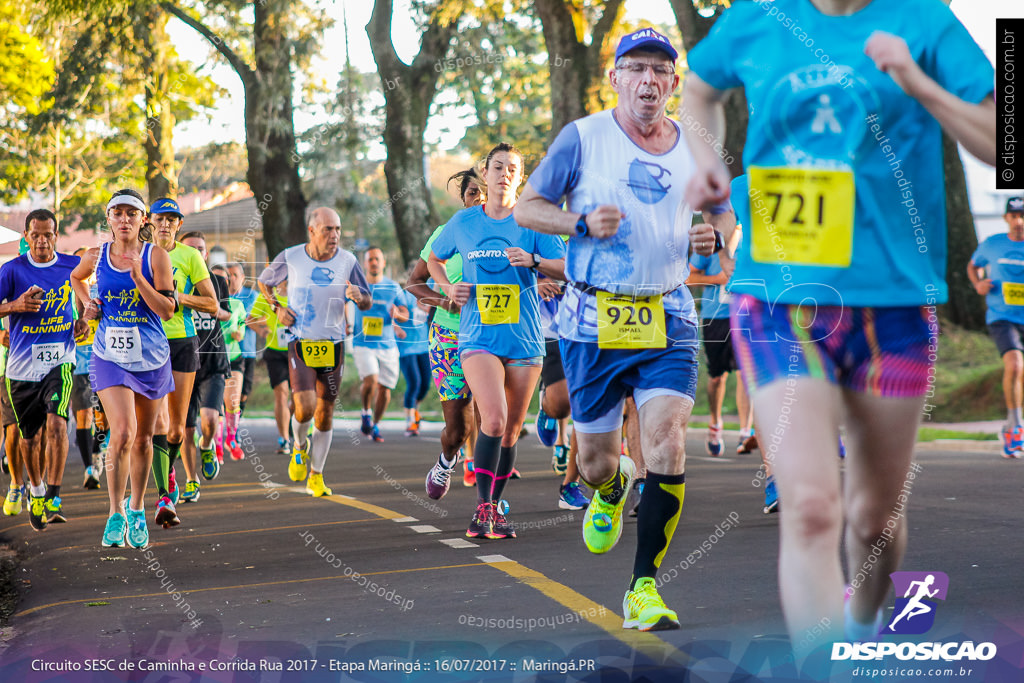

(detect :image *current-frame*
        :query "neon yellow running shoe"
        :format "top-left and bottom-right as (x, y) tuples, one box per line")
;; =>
(305, 472), (333, 497)
(582, 455), (635, 554)
(3, 486), (24, 516)
(622, 577), (680, 631)
(288, 439), (309, 482)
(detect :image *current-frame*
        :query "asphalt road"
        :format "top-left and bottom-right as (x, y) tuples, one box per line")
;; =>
(0, 419), (1021, 683)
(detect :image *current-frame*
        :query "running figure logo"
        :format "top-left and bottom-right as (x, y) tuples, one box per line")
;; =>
(40, 281), (73, 312)
(884, 571), (949, 635)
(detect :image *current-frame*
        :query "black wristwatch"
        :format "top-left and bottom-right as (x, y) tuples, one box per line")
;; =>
(574, 213), (589, 237)
(713, 229), (725, 254)
(530, 253), (541, 269)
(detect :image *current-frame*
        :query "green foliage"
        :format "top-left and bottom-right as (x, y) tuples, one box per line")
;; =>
(176, 142), (248, 192)
(436, 1), (551, 172)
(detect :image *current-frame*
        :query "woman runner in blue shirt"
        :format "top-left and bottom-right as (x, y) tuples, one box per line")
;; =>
(71, 189), (176, 550)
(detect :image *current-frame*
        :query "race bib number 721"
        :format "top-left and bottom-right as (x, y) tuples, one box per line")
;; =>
(748, 166), (855, 268)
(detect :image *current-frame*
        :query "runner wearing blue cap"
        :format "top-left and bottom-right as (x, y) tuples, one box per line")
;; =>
(148, 197), (218, 526)
(516, 28), (734, 630)
(969, 196), (1024, 457)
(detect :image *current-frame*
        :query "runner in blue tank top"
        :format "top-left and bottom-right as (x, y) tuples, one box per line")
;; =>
(682, 0), (996, 654)
(71, 189), (176, 551)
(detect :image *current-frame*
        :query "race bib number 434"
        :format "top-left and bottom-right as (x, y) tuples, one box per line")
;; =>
(596, 293), (667, 349)
(749, 166), (855, 268)
(31, 342), (65, 373)
(104, 326), (142, 364)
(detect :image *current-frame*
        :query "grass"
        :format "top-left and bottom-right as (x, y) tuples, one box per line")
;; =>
(916, 427), (997, 442)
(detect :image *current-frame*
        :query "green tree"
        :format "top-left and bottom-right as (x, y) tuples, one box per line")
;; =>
(0, 4), (56, 203)
(176, 141), (248, 193)
(436, 3), (551, 170)
(532, 0), (625, 136)
(162, 0), (332, 257)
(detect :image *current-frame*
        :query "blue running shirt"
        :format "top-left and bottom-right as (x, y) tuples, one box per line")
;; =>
(688, 0), (994, 307)
(0, 252), (80, 381)
(352, 278), (404, 350)
(395, 290), (429, 357)
(93, 243), (170, 372)
(971, 234), (1024, 325)
(431, 206), (566, 359)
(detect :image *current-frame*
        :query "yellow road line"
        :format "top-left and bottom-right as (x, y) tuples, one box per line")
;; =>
(484, 558), (691, 666)
(286, 489), (406, 520)
(18, 562), (487, 618)
(57, 518), (380, 552)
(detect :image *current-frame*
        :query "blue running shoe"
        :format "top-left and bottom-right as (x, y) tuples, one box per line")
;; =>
(763, 476), (779, 514)
(180, 480), (201, 503)
(558, 482), (590, 510)
(102, 512), (127, 547)
(371, 424), (384, 442)
(201, 446), (220, 480)
(360, 414), (373, 436)
(125, 508), (149, 549)
(838, 435), (847, 459)
(1002, 425), (1023, 458)
(536, 408), (558, 447)
(551, 445), (569, 474)
(706, 424), (723, 457)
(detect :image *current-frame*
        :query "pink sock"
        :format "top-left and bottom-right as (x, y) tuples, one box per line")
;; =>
(225, 411), (239, 442)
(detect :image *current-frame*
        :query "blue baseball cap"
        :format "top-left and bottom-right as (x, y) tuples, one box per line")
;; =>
(615, 28), (678, 63)
(1006, 197), (1024, 214)
(150, 197), (183, 218)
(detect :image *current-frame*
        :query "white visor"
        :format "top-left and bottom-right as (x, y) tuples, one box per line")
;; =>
(106, 195), (147, 213)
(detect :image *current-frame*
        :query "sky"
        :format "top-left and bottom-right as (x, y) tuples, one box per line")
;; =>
(169, 0), (1022, 220)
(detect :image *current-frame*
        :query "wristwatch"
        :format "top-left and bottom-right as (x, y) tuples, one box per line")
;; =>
(574, 213), (589, 237)
(530, 253), (541, 268)
(713, 230), (725, 254)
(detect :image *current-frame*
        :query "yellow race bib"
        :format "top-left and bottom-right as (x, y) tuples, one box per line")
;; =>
(749, 166), (855, 268)
(476, 285), (520, 325)
(300, 340), (335, 368)
(78, 318), (98, 347)
(596, 293), (667, 349)
(362, 317), (384, 337)
(1003, 282), (1024, 306)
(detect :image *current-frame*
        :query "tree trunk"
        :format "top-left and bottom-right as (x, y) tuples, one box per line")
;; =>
(533, 0), (624, 137)
(367, 0), (460, 267)
(249, 0), (307, 259)
(940, 133), (985, 329)
(533, 0), (589, 136)
(139, 6), (177, 201)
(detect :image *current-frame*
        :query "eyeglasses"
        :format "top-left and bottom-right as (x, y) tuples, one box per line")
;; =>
(615, 62), (675, 77)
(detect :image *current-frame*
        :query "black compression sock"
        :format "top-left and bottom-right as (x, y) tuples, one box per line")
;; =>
(630, 471), (686, 590)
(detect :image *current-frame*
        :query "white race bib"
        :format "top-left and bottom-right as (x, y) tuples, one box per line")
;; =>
(104, 326), (142, 364)
(31, 343), (65, 373)
(718, 287), (732, 305)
